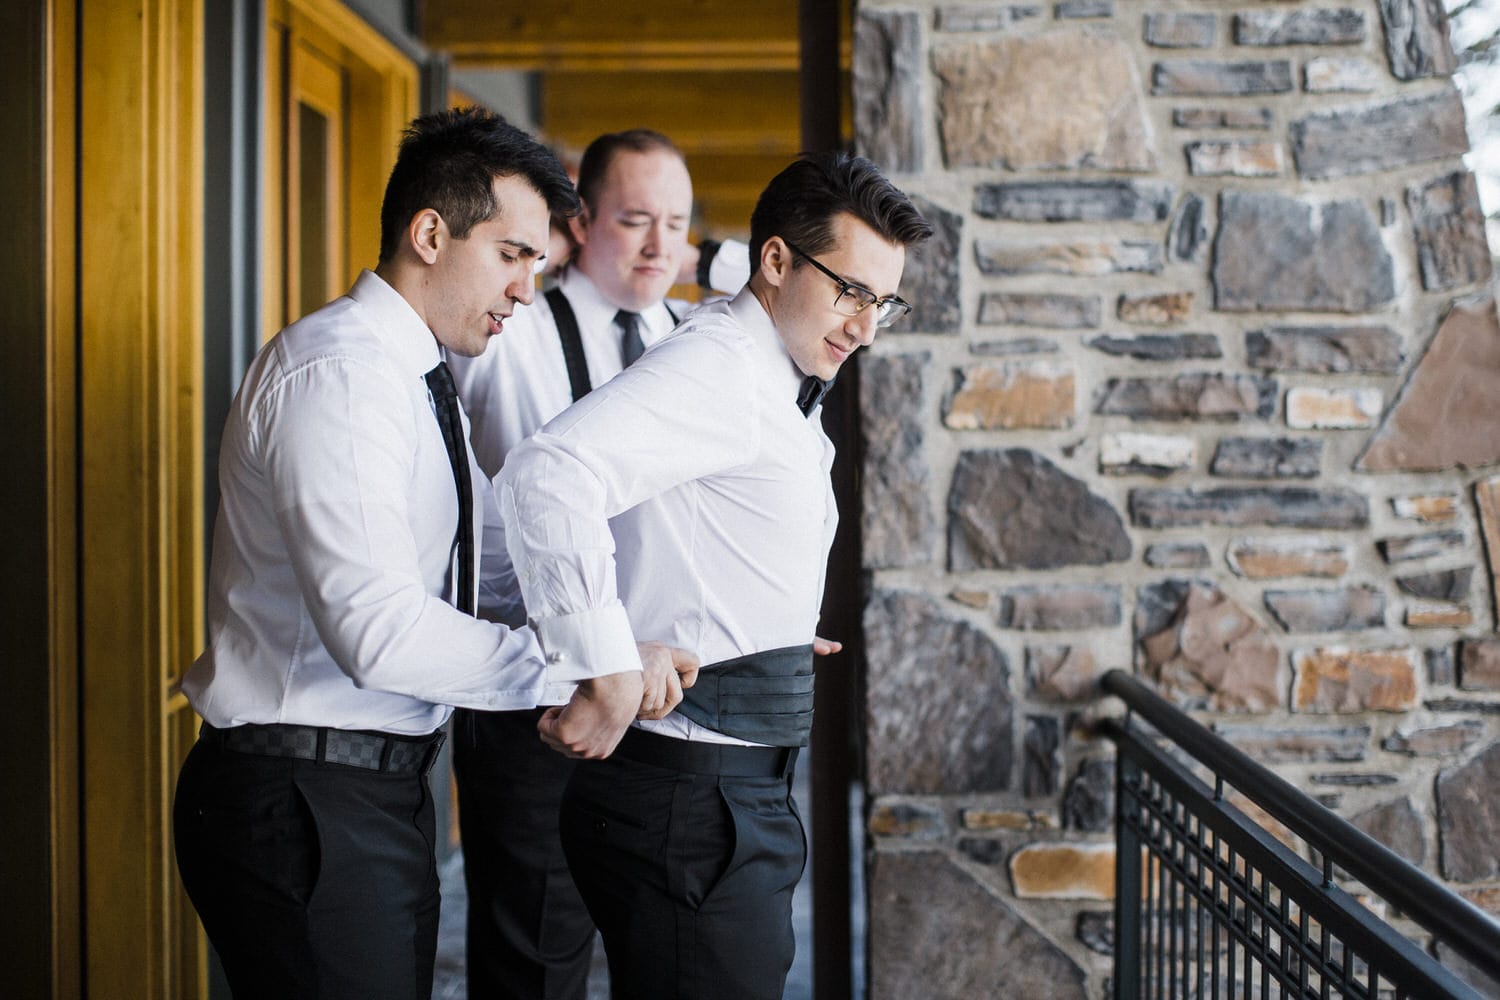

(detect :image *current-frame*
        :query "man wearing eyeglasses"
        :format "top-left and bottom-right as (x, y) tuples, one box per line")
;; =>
(497, 152), (931, 998)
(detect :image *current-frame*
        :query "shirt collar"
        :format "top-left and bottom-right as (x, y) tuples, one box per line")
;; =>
(346, 269), (444, 377)
(557, 266), (678, 345)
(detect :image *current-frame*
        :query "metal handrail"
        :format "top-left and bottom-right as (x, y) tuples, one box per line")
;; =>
(1100, 668), (1500, 985)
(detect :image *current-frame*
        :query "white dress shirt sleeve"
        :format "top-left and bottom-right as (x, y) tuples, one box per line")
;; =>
(260, 355), (547, 710)
(498, 319), (762, 683)
(708, 238), (753, 296)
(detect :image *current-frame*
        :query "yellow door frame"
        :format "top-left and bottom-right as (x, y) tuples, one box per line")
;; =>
(29, 1), (415, 995)
(76, 0), (206, 995)
(264, 0), (418, 339)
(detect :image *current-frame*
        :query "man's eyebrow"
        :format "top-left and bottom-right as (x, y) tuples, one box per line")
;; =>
(499, 239), (542, 258)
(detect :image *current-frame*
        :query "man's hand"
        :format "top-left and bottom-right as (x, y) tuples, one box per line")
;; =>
(537, 670), (643, 759)
(637, 640), (701, 720)
(814, 635), (843, 656)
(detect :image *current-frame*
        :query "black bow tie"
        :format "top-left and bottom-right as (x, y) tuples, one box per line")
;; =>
(797, 375), (834, 417)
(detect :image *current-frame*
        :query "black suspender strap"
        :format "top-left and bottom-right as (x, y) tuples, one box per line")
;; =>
(545, 286), (593, 403)
(547, 287), (679, 404)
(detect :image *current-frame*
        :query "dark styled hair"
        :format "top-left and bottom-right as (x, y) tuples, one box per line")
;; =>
(574, 128), (686, 210)
(378, 106), (580, 263)
(748, 152), (932, 270)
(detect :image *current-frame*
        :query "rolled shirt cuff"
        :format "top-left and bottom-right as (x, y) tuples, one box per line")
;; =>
(532, 602), (640, 705)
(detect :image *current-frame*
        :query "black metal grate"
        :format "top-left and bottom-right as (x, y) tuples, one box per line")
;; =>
(1103, 671), (1500, 1000)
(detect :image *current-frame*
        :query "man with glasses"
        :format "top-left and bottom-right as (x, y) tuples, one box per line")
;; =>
(497, 152), (931, 998)
(447, 128), (747, 1000)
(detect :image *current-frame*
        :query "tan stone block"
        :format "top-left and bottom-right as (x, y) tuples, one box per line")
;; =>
(1286, 387), (1382, 429)
(944, 363), (1075, 430)
(1186, 139), (1285, 177)
(1009, 842), (1116, 900)
(961, 808), (1057, 832)
(1227, 537), (1349, 579)
(1478, 476), (1500, 629)
(1359, 300), (1500, 472)
(949, 588), (992, 611)
(1459, 886), (1500, 918)
(1028, 646), (1102, 702)
(1406, 603), (1474, 628)
(1292, 647), (1419, 712)
(934, 33), (1155, 171)
(1118, 291), (1193, 325)
(1141, 584), (1282, 711)
(1391, 493), (1460, 524)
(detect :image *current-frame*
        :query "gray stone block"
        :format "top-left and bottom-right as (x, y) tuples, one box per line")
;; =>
(1213, 191), (1394, 312)
(861, 353), (937, 570)
(974, 179), (1174, 222)
(1095, 373), (1276, 421)
(868, 853), (1089, 998)
(1246, 325), (1404, 374)
(900, 196), (963, 334)
(854, 9), (924, 173)
(1023, 716), (1062, 797)
(948, 449), (1131, 570)
(1437, 741), (1500, 880)
(1144, 542), (1211, 568)
(1170, 192), (1209, 262)
(1290, 90), (1468, 179)
(865, 590), (1014, 794)
(998, 584), (1122, 630)
(1211, 437), (1322, 479)
(1130, 487), (1369, 529)
(1263, 585), (1385, 632)
(1153, 59), (1294, 96)
(1378, 0), (1457, 80)
(1407, 171), (1492, 292)
(1212, 722), (1371, 762)
(1145, 13), (1216, 49)
(978, 292), (1101, 329)
(1235, 8), (1366, 46)
(1087, 333), (1221, 361)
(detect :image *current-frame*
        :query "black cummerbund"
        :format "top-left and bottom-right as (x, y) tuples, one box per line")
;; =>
(673, 644), (816, 748)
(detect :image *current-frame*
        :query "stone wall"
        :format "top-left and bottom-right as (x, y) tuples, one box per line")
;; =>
(851, 2), (1500, 996)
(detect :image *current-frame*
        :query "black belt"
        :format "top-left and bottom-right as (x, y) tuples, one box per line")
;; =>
(612, 726), (798, 778)
(200, 722), (445, 775)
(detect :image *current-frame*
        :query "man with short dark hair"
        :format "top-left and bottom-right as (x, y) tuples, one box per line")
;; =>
(448, 126), (747, 1000)
(499, 152), (932, 999)
(172, 107), (690, 999)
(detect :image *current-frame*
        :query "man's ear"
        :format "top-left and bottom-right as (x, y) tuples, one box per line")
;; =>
(758, 236), (790, 288)
(566, 204), (592, 249)
(409, 208), (443, 265)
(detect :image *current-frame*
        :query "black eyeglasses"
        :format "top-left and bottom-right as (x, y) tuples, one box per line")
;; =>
(783, 240), (912, 328)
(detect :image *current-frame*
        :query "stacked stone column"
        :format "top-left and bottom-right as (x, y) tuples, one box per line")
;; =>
(853, 1), (1500, 995)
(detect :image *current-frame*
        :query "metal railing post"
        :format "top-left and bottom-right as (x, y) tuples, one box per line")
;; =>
(1115, 749), (1143, 1000)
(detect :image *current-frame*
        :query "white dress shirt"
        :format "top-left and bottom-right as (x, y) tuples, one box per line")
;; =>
(498, 287), (839, 745)
(183, 270), (628, 735)
(451, 267), (688, 478)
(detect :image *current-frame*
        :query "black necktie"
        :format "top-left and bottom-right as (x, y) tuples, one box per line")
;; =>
(797, 374), (834, 417)
(617, 310), (645, 367)
(424, 361), (475, 615)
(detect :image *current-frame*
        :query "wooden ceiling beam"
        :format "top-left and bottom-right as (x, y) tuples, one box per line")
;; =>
(424, 0), (800, 71)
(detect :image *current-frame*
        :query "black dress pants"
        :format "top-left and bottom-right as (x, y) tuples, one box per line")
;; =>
(173, 735), (440, 999)
(559, 734), (806, 1000)
(451, 707), (594, 1000)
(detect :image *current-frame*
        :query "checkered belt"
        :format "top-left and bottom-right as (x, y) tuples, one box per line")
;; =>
(200, 722), (444, 774)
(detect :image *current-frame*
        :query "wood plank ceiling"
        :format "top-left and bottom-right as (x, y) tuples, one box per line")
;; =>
(421, 0), (848, 237)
